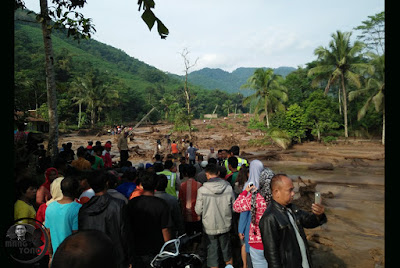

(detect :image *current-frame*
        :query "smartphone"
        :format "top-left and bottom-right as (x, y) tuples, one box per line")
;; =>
(315, 192), (321, 205)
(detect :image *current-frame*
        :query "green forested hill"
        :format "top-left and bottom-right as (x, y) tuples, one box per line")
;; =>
(181, 66), (296, 96)
(14, 9), (248, 124)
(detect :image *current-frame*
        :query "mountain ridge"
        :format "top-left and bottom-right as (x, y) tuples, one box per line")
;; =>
(172, 66), (297, 96)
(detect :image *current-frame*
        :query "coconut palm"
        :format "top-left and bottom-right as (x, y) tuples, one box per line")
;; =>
(241, 68), (288, 128)
(159, 94), (177, 120)
(308, 30), (371, 137)
(71, 75), (119, 127)
(222, 99), (233, 116)
(94, 85), (119, 123)
(349, 53), (385, 144)
(70, 77), (91, 128)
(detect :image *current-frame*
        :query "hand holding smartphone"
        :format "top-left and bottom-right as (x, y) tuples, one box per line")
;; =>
(314, 192), (322, 205)
(246, 182), (256, 193)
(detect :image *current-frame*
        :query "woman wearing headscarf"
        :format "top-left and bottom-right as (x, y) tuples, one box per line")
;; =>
(35, 177), (64, 265)
(36, 168), (58, 206)
(234, 159), (275, 268)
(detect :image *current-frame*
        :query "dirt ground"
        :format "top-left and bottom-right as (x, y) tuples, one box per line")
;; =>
(59, 116), (385, 267)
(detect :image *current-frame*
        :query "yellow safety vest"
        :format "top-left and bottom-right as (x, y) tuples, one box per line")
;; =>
(225, 157), (248, 175)
(156, 170), (177, 198)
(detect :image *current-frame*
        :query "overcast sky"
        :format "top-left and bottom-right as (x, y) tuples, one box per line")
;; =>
(23, 0), (384, 75)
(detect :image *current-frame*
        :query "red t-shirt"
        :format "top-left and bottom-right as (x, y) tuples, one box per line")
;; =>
(102, 152), (112, 168)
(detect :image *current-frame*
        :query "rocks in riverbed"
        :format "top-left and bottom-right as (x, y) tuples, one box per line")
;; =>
(308, 162), (334, 170)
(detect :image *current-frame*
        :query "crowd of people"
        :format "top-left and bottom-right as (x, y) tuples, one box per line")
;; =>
(13, 128), (327, 268)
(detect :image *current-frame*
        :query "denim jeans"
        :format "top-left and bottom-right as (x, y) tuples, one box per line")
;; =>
(249, 246), (268, 268)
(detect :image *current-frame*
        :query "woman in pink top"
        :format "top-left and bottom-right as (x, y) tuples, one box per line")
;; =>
(233, 163), (274, 268)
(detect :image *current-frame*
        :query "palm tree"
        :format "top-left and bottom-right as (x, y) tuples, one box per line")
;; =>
(71, 77), (91, 128)
(159, 94), (177, 120)
(93, 85), (119, 123)
(222, 100), (233, 116)
(349, 53), (385, 144)
(308, 31), (370, 137)
(241, 68), (288, 128)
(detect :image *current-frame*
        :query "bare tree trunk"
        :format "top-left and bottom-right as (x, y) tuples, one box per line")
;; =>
(382, 100), (385, 145)
(341, 73), (348, 138)
(180, 48), (198, 140)
(40, 0), (59, 159)
(132, 106), (157, 130)
(338, 87), (342, 115)
(184, 71), (192, 139)
(78, 102), (82, 128)
(265, 96), (270, 128)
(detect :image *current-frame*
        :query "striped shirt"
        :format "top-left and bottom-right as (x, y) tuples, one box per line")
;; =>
(178, 178), (202, 222)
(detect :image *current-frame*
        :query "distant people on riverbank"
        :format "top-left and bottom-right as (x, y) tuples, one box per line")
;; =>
(186, 143), (199, 165)
(117, 131), (129, 167)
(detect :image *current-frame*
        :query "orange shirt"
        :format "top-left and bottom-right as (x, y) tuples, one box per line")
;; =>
(129, 186), (144, 200)
(171, 143), (179, 154)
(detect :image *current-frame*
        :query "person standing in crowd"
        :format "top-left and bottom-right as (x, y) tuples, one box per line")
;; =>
(14, 178), (38, 225)
(153, 154), (163, 165)
(118, 131), (129, 167)
(171, 140), (179, 159)
(156, 160), (180, 198)
(207, 147), (218, 161)
(178, 165), (202, 249)
(45, 176), (81, 264)
(86, 141), (94, 155)
(36, 176), (64, 265)
(235, 164), (251, 268)
(106, 171), (129, 204)
(36, 167), (58, 206)
(195, 164), (235, 268)
(116, 170), (137, 200)
(77, 172), (95, 205)
(224, 145), (248, 175)
(123, 172), (172, 268)
(92, 146), (105, 170)
(186, 142), (199, 165)
(102, 142), (113, 168)
(195, 157), (217, 184)
(226, 156), (239, 187)
(237, 160), (264, 268)
(78, 170), (128, 268)
(71, 147), (92, 171)
(219, 149), (229, 166)
(180, 139), (187, 158)
(234, 163), (249, 196)
(234, 163), (275, 268)
(155, 174), (185, 238)
(259, 174), (327, 268)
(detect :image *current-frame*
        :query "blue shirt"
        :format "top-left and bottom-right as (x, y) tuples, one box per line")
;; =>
(45, 201), (81, 254)
(116, 182), (137, 199)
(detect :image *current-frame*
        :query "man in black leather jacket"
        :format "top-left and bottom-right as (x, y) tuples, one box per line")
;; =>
(259, 174), (327, 268)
